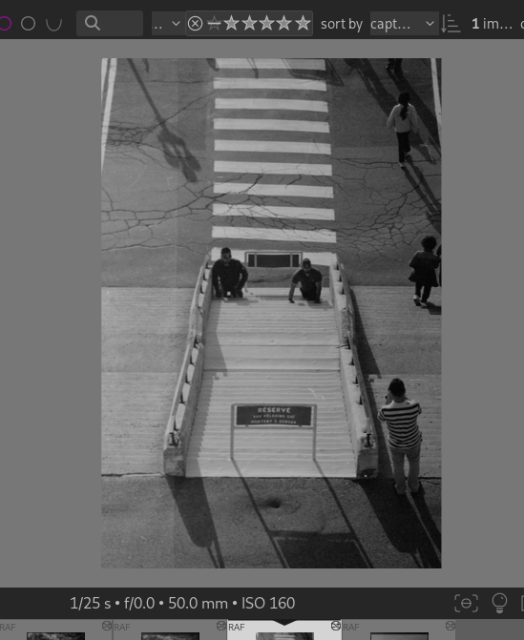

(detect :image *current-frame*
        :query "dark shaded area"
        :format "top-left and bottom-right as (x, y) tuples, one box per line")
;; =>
(349, 289), (381, 377)
(403, 163), (442, 234)
(275, 533), (368, 568)
(127, 59), (201, 182)
(167, 477), (225, 568)
(360, 479), (441, 567)
(344, 58), (396, 119)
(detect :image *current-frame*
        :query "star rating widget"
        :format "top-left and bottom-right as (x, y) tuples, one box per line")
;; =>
(152, 11), (313, 36)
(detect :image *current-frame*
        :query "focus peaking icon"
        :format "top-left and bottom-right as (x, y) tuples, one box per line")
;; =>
(492, 592), (507, 614)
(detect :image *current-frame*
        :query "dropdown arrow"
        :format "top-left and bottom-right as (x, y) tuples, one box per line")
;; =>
(426, 21), (434, 26)
(172, 21), (180, 26)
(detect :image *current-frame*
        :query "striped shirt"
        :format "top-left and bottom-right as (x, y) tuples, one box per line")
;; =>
(378, 399), (422, 449)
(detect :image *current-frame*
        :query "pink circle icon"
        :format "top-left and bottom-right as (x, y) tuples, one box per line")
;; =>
(0, 16), (12, 31)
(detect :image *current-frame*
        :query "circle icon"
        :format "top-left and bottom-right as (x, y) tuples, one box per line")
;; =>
(85, 15), (100, 31)
(21, 16), (36, 31)
(216, 621), (227, 631)
(102, 622), (113, 631)
(445, 622), (456, 631)
(188, 15), (203, 31)
(492, 592), (507, 614)
(0, 16), (12, 31)
(331, 621), (342, 631)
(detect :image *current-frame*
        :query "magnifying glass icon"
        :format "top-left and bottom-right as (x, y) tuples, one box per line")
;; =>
(85, 14), (100, 30)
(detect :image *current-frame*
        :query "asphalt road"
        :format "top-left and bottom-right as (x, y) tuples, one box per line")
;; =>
(101, 58), (441, 568)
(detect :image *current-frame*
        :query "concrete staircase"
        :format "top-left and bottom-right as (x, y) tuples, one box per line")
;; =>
(185, 287), (357, 477)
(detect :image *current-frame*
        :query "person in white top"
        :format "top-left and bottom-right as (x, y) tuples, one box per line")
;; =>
(387, 91), (419, 168)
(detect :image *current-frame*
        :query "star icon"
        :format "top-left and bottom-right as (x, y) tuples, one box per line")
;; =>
(242, 15), (257, 30)
(224, 15), (239, 30)
(277, 15), (292, 30)
(296, 15), (311, 30)
(259, 15), (274, 30)
(207, 15), (221, 30)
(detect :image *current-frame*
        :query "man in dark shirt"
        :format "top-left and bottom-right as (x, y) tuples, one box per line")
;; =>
(288, 259), (322, 303)
(211, 247), (248, 300)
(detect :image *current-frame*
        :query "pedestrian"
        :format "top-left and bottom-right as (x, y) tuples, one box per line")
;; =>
(387, 91), (418, 168)
(408, 235), (441, 307)
(386, 58), (403, 75)
(288, 258), (322, 303)
(211, 247), (248, 300)
(378, 378), (423, 496)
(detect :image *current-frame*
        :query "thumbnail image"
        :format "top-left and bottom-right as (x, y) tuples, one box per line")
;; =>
(257, 634), (314, 640)
(142, 635), (199, 640)
(102, 57), (441, 569)
(371, 635), (428, 640)
(28, 635), (85, 640)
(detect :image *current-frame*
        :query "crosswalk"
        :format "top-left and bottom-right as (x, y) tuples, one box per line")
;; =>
(212, 58), (336, 255)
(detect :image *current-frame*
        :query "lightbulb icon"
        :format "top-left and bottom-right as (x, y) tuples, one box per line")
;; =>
(492, 592), (507, 614)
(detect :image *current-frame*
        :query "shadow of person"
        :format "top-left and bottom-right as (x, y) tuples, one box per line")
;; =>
(412, 486), (442, 552)
(360, 479), (441, 567)
(166, 477), (225, 567)
(158, 128), (201, 182)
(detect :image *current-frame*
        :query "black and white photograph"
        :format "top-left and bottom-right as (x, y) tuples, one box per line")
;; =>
(141, 634), (200, 640)
(371, 634), (429, 640)
(102, 58), (441, 568)
(257, 634), (314, 640)
(28, 634), (85, 640)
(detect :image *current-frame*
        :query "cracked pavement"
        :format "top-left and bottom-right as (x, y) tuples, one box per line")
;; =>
(102, 58), (441, 568)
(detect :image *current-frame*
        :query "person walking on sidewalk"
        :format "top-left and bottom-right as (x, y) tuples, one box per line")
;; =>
(408, 235), (441, 307)
(387, 91), (418, 168)
(378, 378), (423, 496)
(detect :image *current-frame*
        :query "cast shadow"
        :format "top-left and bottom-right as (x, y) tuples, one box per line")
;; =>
(166, 476), (225, 568)
(127, 58), (201, 182)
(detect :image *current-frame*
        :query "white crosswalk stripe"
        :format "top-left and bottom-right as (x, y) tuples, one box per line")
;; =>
(214, 183), (333, 198)
(214, 118), (329, 133)
(212, 227), (336, 242)
(216, 98), (328, 112)
(214, 78), (326, 91)
(215, 58), (326, 70)
(212, 58), (336, 251)
(215, 161), (332, 176)
(213, 204), (335, 220)
(215, 140), (331, 154)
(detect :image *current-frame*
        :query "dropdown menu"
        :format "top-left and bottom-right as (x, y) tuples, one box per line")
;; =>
(370, 11), (439, 36)
(152, 11), (185, 35)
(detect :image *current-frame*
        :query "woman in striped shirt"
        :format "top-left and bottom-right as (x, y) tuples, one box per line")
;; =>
(378, 378), (423, 496)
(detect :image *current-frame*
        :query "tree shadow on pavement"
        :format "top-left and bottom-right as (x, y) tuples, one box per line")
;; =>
(127, 59), (201, 182)
(403, 163), (442, 235)
(167, 477), (225, 568)
(360, 479), (441, 567)
(344, 58), (397, 119)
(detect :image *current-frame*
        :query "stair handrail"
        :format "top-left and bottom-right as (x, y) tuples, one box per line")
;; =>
(338, 262), (377, 447)
(163, 253), (211, 451)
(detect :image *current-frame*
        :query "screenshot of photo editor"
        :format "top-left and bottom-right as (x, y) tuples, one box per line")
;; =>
(0, 0), (523, 637)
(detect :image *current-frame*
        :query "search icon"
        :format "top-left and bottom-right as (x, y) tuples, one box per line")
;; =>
(85, 14), (100, 30)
